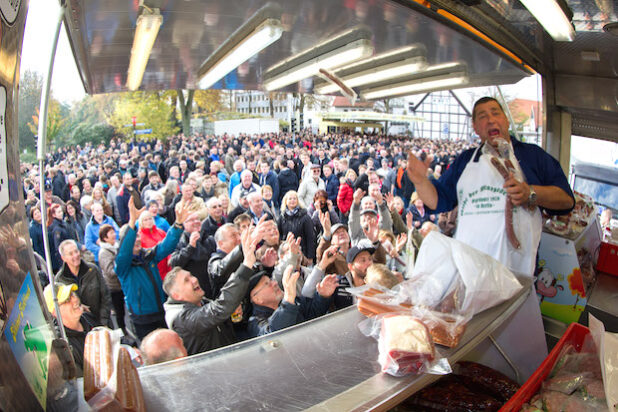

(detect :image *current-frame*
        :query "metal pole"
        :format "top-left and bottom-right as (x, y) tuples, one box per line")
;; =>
(495, 85), (521, 142)
(37, 1), (68, 341)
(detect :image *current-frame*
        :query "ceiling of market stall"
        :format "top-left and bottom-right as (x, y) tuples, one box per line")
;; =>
(61, 0), (618, 140)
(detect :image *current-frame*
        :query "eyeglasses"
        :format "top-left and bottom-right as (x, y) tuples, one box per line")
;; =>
(211, 204), (223, 208)
(251, 278), (273, 298)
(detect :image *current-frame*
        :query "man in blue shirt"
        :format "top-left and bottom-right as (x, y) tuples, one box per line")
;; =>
(406, 96), (575, 382)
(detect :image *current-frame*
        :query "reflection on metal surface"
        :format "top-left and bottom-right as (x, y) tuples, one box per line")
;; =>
(263, 26), (374, 91)
(62, 0), (528, 95)
(360, 62), (468, 100)
(519, 0), (575, 41)
(314, 45), (428, 95)
(198, 3), (283, 89)
(126, 7), (163, 91)
(136, 279), (531, 411)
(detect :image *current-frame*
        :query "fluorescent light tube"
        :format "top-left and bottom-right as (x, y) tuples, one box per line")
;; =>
(314, 45), (427, 94)
(199, 20), (282, 89)
(360, 62), (468, 99)
(263, 40), (373, 91)
(262, 26), (374, 91)
(126, 8), (163, 91)
(519, 0), (575, 41)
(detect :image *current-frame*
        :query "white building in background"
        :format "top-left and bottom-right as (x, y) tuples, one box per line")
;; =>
(233, 91), (328, 133)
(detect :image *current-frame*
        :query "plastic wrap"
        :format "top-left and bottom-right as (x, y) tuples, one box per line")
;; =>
(405, 231), (523, 317)
(518, 321), (608, 412)
(83, 327), (146, 411)
(358, 313), (451, 377)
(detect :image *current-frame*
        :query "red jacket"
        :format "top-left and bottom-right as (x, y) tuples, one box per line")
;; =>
(139, 226), (171, 280)
(337, 182), (354, 215)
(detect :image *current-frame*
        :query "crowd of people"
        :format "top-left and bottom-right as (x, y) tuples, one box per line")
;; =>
(25, 130), (475, 373)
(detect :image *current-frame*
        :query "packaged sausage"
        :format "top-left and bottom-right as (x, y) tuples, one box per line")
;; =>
(359, 313), (451, 377)
(83, 327), (146, 411)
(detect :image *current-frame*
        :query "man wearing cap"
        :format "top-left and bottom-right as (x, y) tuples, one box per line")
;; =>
(115, 198), (190, 340)
(297, 164), (325, 209)
(37, 181), (65, 213)
(227, 189), (252, 223)
(55, 239), (112, 327)
(349, 186), (392, 245)
(230, 170), (260, 207)
(44, 283), (99, 377)
(163, 228), (258, 355)
(332, 240), (377, 310)
(246, 266), (337, 338)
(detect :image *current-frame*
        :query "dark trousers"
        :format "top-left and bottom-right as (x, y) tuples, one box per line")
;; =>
(130, 315), (167, 342)
(110, 290), (126, 331)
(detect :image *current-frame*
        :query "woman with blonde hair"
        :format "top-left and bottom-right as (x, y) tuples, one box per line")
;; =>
(91, 186), (113, 217)
(138, 211), (171, 280)
(278, 190), (316, 264)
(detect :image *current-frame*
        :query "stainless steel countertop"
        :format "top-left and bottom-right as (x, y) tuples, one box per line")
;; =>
(136, 278), (532, 412)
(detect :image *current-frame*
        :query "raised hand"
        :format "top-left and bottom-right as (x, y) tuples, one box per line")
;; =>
(363, 217), (379, 243)
(319, 210), (331, 237)
(406, 211), (413, 231)
(396, 232), (408, 253)
(406, 151), (429, 184)
(189, 231), (200, 248)
(175, 201), (193, 225)
(282, 266), (300, 303)
(128, 197), (145, 227)
(317, 274), (339, 298)
(384, 192), (395, 211)
(241, 225), (259, 268)
(319, 245), (339, 270)
(353, 188), (365, 205)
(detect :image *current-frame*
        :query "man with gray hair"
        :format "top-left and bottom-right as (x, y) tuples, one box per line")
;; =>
(55, 239), (112, 326)
(140, 329), (188, 365)
(201, 196), (226, 238)
(230, 170), (260, 207)
(163, 228), (258, 355)
(247, 192), (273, 224)
(349, 185), (393, 245)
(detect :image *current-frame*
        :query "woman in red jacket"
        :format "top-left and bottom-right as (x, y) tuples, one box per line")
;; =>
(138, 211), (171, 280)
(337, 169), (357, 224)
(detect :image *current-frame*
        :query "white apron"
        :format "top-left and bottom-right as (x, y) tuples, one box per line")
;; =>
(454, 146), (547, 382)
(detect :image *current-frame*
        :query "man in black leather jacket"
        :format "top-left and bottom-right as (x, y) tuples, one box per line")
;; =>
(163, 229), (258, 355)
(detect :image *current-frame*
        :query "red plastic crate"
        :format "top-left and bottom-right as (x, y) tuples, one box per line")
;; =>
(500, 323), (590, 412)
(597, 242), (618, 277)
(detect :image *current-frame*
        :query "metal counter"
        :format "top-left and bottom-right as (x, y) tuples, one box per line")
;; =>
(138, 278), (531, 412)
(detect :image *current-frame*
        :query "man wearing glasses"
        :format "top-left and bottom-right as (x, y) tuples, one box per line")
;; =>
(298, 164), (326, 209)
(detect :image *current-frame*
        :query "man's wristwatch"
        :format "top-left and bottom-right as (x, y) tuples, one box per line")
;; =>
(528, 186), (538, 208)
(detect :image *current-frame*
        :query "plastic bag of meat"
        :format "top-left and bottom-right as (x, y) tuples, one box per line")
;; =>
(83, 327), (146, 411)
(403, 231), (523, 317)
(349, 285), (468, 348)
(358, 313), (451, 377)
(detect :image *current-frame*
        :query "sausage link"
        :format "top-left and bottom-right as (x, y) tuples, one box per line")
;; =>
(505, 199), (521, 249)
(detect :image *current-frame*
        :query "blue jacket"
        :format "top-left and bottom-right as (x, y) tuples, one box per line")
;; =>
(324, 174), (340, 204)
(115, 226), (182, 317)
(229, 171), (242, 197)
(247, 292), (331, 337)
(259, 171), (280, 207)
(85, 215), (119, 263)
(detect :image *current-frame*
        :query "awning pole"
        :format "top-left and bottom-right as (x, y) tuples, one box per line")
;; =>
(37, 1), (68, 341)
